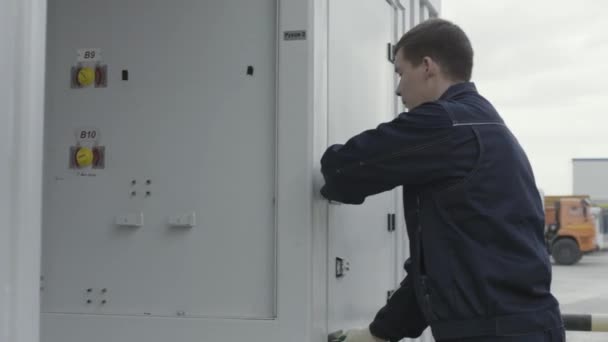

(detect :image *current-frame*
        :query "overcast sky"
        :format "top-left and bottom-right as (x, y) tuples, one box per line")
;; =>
(442, 1), (608, 195)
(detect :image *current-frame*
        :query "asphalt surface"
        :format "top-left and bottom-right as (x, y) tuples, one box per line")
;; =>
(552, 250), (608, 341)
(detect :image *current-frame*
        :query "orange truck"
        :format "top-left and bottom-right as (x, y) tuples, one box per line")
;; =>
(544, 195), (598, 265)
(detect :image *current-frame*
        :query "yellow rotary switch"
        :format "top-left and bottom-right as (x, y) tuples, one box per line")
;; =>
(75, 147), (94, 168)
(76, 67), (95, 87)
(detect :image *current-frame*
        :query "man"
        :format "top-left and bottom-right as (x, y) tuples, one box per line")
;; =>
(321, 19), (564, 342)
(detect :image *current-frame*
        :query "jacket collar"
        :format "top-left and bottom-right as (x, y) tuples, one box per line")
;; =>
(439, 82), (477, 100)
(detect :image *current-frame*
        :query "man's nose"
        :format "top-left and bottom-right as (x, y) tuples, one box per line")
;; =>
(395, 87), (401, 97)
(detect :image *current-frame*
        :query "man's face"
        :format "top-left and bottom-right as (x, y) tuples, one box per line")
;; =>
(394, 49), (430, 110)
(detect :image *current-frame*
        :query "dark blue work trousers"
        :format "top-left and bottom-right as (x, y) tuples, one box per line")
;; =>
(438, 327), (566, 342)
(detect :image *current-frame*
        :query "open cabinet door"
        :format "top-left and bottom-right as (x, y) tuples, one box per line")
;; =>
(326, 0), (398, 334)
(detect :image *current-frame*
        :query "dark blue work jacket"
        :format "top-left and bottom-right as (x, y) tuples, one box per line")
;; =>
(320, 82), (562, 341)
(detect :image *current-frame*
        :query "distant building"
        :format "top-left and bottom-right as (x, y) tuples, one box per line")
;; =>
(573, 159), (608, 201)
(573, 158), (608, 237)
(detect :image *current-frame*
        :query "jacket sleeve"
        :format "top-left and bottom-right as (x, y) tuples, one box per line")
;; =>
(320, 102), (453, 204)
(369, 274), (428, 341)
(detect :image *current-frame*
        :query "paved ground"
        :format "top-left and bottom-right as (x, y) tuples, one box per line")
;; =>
(552, 250), (608, 341)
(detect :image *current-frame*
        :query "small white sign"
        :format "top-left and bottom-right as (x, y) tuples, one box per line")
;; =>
(77, 48), (102, 62)
(74, 127), (101, 144)
(284, 30), (307, 41)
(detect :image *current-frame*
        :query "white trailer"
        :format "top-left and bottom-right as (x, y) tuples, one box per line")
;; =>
(1, 1), (440, 341)
(573, 159), (608, 249)
(573, 159), (608, 201)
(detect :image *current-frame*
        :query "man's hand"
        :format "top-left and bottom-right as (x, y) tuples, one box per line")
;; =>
(331, 328), (386, 342)
(320, 184), (364, 205)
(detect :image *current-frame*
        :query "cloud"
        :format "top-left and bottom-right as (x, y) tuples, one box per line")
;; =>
(442, 0), (608, 194)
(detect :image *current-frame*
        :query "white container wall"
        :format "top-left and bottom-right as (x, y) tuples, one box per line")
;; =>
(1, 1), (440, 342)
(41, 1), (312, 341)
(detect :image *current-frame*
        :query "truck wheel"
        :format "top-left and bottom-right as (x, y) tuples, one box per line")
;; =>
(552, 239), (581, 265)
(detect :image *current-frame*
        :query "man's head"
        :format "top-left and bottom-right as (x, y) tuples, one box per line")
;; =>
(394, 18), (473, 109)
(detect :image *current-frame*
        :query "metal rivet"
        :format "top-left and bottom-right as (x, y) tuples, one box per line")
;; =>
(146, 191), (151, 196)
(101, 300), (107, 305)
(131, 180), (136, 185)
(131, 191), (136, 196)
(101, 288), (107, 293)
(87, 288), (92, 293)
(146, 179), (151, 185)
(87, 300), (92, 304)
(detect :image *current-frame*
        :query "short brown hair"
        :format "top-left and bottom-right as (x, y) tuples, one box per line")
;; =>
(395, 18), (473, 81)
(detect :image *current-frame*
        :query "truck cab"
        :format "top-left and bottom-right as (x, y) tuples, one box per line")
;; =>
(545, 196), (598, 265)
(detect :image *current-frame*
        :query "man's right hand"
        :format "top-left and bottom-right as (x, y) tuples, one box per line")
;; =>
(332, 328), (386, 342)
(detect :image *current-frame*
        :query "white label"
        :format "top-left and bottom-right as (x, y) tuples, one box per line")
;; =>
(283, 30), (307, 41)
(75, 127), (100, 144)
(77, 48), (102, 62)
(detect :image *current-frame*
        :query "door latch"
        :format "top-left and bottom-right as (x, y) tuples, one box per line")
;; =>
(335, 257), (350, 278)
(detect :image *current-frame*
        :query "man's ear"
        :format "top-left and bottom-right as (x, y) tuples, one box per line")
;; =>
(422, 56), (437, 78)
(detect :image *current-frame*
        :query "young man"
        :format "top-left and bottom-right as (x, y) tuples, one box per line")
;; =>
(321, 19), (564, 342)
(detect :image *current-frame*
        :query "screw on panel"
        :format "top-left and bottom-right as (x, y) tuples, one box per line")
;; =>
(131, 180), (137, 185)
(145, 191), (151, 197)
(101, 288), (107, 294)
(87, 288), (93, 293)
(87, 300), (92, 304)
(176, 311), (186, 317)
(101, 300), (107, 305)
(146, 179), (151, 185)
(131, 191), (137, 197)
